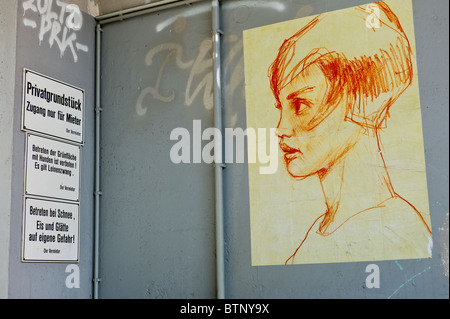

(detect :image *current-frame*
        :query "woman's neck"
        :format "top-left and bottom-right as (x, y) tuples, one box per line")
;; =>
(316, 131), (395, 235)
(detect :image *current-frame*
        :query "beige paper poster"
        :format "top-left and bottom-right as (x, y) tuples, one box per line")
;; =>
(243, 0), (432, 266)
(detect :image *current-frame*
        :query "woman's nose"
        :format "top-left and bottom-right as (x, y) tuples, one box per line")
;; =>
(276, 114), (295, 138)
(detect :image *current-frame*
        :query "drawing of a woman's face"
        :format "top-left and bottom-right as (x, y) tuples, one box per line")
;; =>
(276, 64), (362, 179)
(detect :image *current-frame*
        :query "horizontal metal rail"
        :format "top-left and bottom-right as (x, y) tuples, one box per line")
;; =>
(96, 0), (206, 25)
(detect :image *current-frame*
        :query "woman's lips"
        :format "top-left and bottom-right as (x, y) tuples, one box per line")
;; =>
(279, 142), (302, 162)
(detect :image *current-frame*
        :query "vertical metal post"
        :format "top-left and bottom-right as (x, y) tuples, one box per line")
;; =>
(212, 0), (225, 299)
(93, 23), (102, 299)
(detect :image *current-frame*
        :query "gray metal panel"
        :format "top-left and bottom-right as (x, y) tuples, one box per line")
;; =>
(220, 0), (448, 298)
(98, 1), (216, 298)
(98, 0), (448, 299)
(8, 2), (96, 298)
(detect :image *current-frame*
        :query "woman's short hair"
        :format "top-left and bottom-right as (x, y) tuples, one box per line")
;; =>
(269, 1), (413, 130)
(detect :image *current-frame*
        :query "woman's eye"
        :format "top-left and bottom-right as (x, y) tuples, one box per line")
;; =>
(294, 103), (307, 114)
(291, 98), (311, 115)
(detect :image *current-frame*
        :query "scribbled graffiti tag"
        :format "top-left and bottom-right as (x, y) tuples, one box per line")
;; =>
(136, 39), (214, 116)
(22, 0), (89, 63)
(136, 35), (244, 115)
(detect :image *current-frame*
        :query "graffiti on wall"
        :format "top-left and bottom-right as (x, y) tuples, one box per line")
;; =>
(136, 39), (214, 116)
(22, 0), (89, 63)
(136, 2), (272, 117)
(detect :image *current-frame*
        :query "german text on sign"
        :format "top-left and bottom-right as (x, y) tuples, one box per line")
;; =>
(25, 134), (80, 202)
(22, 197), (79, 262)
(22, 69), (84, 144)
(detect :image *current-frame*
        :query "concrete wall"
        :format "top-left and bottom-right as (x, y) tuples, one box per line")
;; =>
(0, 0), (18, 299)
(52, 0), (167, 17)
(5, 0), (96, 298)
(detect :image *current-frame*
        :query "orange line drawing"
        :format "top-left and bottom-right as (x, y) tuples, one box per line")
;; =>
(267, 1), (432, 265)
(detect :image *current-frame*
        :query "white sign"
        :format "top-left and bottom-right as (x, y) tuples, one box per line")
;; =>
(25, 134), (80, 202)
(22, 69), (84, 144)
(22, 197), (79, 262)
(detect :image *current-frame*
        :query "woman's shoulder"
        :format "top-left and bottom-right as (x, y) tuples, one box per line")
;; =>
(377, 195), (432, 236)
(288, 196), (432, 264)
(344, 195), (432, 259)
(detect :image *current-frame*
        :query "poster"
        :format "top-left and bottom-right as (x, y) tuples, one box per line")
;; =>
(243, 0), (432, 265)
